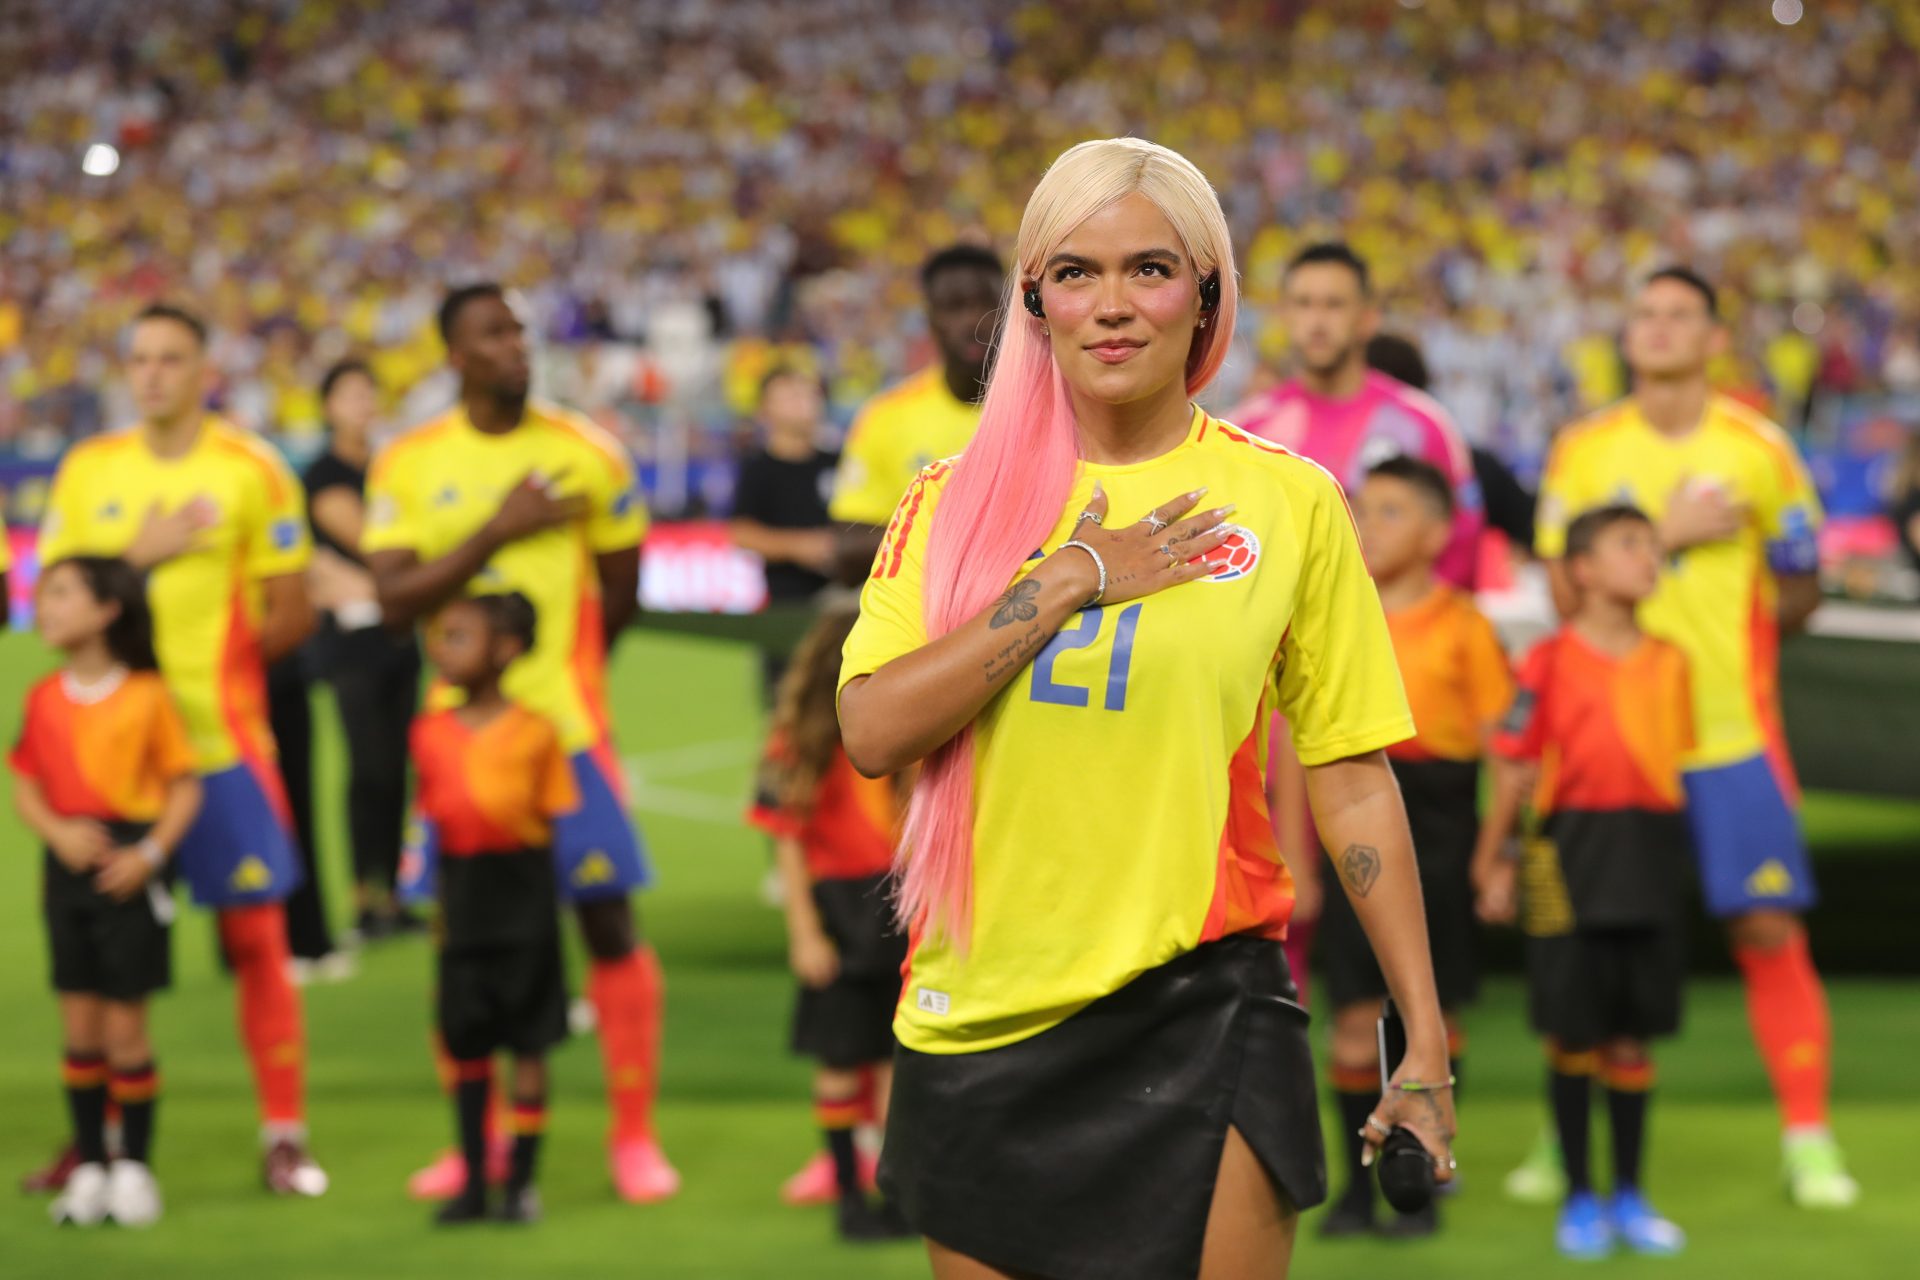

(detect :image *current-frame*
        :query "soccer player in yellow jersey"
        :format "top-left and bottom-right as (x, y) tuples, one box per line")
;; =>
(34, 303), (327, 1195)
(1535, 268), (1857, 1209)
(839, 138), (1454, 1280)
(828, 245), (1002, 581)
(363, 284), (677, 1204)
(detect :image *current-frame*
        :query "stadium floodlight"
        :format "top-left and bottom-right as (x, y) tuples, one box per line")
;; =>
(81, 143), (120, 177)
(1772, 0), (1804, 25)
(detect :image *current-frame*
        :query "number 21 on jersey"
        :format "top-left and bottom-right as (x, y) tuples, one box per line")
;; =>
(1029, 604), (1143, 711)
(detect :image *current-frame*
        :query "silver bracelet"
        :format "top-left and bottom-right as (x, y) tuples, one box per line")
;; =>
(1059, 539), (1106, 606)
(135, 838), (166, 870)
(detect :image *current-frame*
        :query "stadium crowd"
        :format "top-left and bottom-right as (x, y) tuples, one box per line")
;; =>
(3, 0), (1919, 477)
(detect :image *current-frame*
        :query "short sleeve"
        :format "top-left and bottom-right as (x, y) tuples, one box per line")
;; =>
(7, 693), (42, 783)
(360, 446), (422, 555)
(1755, 438), (1824, 576)
(584, 438), (647, 553)
(145, 685), (198, 781)
(1533, 433), (1583, 561)
(1460, 607), (1516, 731)
(838, 464), (944, 694)
(1277, 479), (1416, 765)
(244, 449), (312, 580)
(539, 730), (582, 819)
(828, 406), (900, 526)
(36, 449), (92, 564)
(1493, 642), (1552, 761)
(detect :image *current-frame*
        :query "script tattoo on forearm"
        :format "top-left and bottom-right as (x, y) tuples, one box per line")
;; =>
(983, 623), (1045, 685)
(1338, 844), (1381, 898)
(990, 580), (1042, 630)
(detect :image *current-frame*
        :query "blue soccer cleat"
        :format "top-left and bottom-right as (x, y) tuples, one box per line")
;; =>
(1610, 1188), (1685, 1256)
(1556, 1191), (1614, 1260)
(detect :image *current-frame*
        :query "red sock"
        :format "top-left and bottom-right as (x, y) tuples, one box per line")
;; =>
(1734, 932), (1831, 1130)
(588, 946), (664, 1143)
(856, 1064), (878, 1127)
(219, 903), (306, 1126)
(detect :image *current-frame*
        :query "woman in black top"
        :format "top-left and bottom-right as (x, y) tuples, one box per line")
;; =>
(305, 359), (424, 940)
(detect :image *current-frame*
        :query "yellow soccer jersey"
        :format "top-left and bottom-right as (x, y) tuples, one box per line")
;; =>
(828, 366), (982, 526)
(362, 402), (646, 754)
(38, 417), (311, 773)
(1536, 394), (1822, 775)
(842, 407), (1414, 1054)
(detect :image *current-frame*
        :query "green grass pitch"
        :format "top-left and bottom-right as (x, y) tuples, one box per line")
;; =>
(0, 628), (1916, 1278)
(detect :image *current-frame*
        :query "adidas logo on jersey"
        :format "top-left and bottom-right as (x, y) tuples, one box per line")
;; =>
(572, 850), (616, 887)
(1745, 859), (1795, 898)
(228, 856), (273, 892)
(1192, 524), (1261, 582)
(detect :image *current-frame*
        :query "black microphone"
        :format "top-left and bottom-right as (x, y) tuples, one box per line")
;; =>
(1375, 997), (1436, 1213)
(1377, 1127), (1435, 1213)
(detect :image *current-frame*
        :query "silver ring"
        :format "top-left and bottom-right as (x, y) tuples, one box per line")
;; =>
(1447, 1158), (1458, 1171)
(1078, 510), (1103, 526)
(1141, 514), (1170, 533)
(1364, 1116), (1391, 1138)
(1159, 543), (1180, 562)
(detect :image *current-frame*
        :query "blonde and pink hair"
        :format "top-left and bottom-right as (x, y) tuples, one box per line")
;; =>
(898, 137), (1240, 945)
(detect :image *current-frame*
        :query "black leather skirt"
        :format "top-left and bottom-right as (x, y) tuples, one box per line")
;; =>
(880, 934), (1325, 1280)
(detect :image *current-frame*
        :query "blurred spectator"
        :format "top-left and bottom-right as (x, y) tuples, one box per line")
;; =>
(1, 0), (1916, 471)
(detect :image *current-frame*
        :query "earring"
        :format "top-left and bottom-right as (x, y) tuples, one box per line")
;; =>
(1198, 318), (1208, 329)
(1040, 324), (1050, 336)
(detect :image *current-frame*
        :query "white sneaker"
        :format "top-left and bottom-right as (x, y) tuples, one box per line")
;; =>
(50, 1161), (111, 1226)
(106, 1159), (163, 1227)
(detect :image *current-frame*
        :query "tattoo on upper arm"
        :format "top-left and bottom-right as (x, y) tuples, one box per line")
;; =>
(990, 580), (1042, 629)
(1338, 844), (1381, 897)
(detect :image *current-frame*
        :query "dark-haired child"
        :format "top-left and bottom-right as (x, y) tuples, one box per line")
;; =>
(1474, 504), (1696, 1259)
(412, 592), (578, 1225)
(10, 557), (201, 1228)
(748, 601), (913, 1242)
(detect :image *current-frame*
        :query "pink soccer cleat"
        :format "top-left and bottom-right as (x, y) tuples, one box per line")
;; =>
(780, 1150), (881, 1205)
(406, 1142), (509, 1201)
(610, 1136), (681, 1204)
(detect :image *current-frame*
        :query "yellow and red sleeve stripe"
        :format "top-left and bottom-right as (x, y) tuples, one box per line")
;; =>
(1546, 1042), (1601, 1076)
(814, 1099), (864, 1130)
(506, 1102), (548, 1135)
(61, 1053), (109, 1089)
(1329, 1063), (1379, 1094)
(109, 1065), (160, 1103)
(1602, 1060), (1657, 1092)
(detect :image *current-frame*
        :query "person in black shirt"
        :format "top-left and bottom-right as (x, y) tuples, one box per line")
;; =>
(730, 367), (839, 605)
(304, 359), (424, 942)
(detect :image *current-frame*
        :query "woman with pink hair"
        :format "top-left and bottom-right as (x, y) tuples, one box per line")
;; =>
(838, 137), (1454, 1279)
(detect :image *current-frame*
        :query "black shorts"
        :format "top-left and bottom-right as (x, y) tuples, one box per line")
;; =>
(438, 936), (569, 1061)
(881, 935), (1324, 1280)
(44, 842), (174, 1002)
(1318, 760), (1481, 1009)
(1528, 926), (1684, 1046)
(792, 874), (907, 1069)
